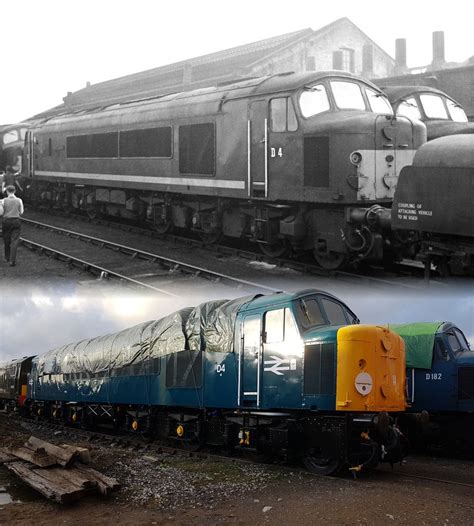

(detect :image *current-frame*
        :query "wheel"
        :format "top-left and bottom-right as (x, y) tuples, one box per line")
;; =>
(258, 239), (288, 258)
(303, 447), (343, 475)
(313, 250), (346, 270)
(86, 207), (99, 220)
(149, 220), (174, 235)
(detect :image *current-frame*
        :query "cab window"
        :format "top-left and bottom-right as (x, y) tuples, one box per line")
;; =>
(446, 99), (468, 122)
(420, 94), (449, 119)
(321, 298), (349, 325)
(295, 299), (325, 328)
(2, 130), (18, 145)
(299, 85), (330, 118)
(365, 87), (393, 115)
(270, 97), (298, 132)
(396, 98), (422, 120)
(330, 81), (366, 110)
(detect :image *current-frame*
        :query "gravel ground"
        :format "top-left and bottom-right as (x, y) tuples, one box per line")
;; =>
(1, 415), (473, 525)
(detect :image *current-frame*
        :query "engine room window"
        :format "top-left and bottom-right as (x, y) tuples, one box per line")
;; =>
(396, 98), (422, 121)
(320, 299), (349, 326)
(119, 127), (172, 158)
(299, 85), (330, 118)
(420, 94), (449, 119)
(446, 99), (468, 122)
(365, 88), (393, 115)
(270, 98), (298, 132)
(179, 123), (215, 175)
(67, 132), (118, 158)
(166, 350), (202, 389)
(330, 81), (366, 110)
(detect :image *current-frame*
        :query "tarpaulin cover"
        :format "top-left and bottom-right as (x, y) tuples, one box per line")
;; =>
(36, 307), (193, 376)
(389, 322), (444, 369)
(34, 294), (259, 378)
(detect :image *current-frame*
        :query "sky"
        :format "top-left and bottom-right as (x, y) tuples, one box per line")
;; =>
(1, 0), (473, 123)
(1, 283), (472, 362)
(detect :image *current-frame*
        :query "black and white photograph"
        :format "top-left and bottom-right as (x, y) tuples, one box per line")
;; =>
(0, 0), (473, 524)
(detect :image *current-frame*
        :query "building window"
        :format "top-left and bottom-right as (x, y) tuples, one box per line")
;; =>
(119, 127), (172, 158)
(270, 98), (298, 132)
(179, 123), (215, 175)
(341, 48), (355, 73)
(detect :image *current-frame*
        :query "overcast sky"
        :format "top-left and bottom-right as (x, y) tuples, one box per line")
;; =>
(0, 283), (472, 362)
(1, 0), (473, 123)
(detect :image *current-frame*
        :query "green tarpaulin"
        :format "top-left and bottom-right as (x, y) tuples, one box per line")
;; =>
(389, 322), (444, 369)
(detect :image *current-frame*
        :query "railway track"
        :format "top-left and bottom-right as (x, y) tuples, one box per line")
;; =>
(7, 414), (474, 492)
(19, 218), (281, 295)
(22, 210), (432, 290)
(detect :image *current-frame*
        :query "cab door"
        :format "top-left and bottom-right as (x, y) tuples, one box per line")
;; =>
(249, 100), (268, 198)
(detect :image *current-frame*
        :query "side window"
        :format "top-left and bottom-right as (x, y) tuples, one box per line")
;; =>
(265, 308), (300, 344)
(435, 338), (449, 361)
(270, 98), (298, 132)
(265, 309), (284, 343)
(48, 138), (52, 157)
(321, 298), (348, 325)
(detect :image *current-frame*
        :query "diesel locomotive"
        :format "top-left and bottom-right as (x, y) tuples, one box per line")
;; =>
(391, 134), (474, 275)
(382, 86), (474, 141)
(391, 322), (474, 453)
(22, 71), (425, 269)
(1, 289), (408, 475)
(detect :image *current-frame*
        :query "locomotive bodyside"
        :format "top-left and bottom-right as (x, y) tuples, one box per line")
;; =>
(25, 72), (425, 268)
(27, 289), (406, 473)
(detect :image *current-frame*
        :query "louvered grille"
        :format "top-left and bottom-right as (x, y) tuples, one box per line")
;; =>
(304, 343), (335, 395)
(304, 136), (329, 187)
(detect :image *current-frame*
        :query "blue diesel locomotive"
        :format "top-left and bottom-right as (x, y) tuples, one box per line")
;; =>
(11, 289), (408, 475)
(21, 71), (425, 268)
(391, 322), (474, 452)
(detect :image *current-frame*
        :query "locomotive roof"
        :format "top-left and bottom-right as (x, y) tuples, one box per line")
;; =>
(240, 288), (352, 312)
(37, 70), (382, 126)
(381, 85), (454, 103)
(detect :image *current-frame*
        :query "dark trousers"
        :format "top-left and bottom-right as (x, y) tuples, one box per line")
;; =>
(2, 218), (21, 263)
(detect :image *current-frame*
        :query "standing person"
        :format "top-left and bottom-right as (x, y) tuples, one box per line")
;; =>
(1, 185), (24, 266)
(1, 166), (23, 195)
(2, 166), (16, 194)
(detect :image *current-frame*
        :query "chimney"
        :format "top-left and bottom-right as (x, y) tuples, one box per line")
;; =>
(395, 38), (408, 74)
(432, 31), (445, 68)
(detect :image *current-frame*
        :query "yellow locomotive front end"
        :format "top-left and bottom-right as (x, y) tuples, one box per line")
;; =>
(336, 324), (406, 413)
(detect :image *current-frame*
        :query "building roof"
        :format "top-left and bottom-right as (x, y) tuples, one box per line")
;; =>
(59, 17), (394, 113)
